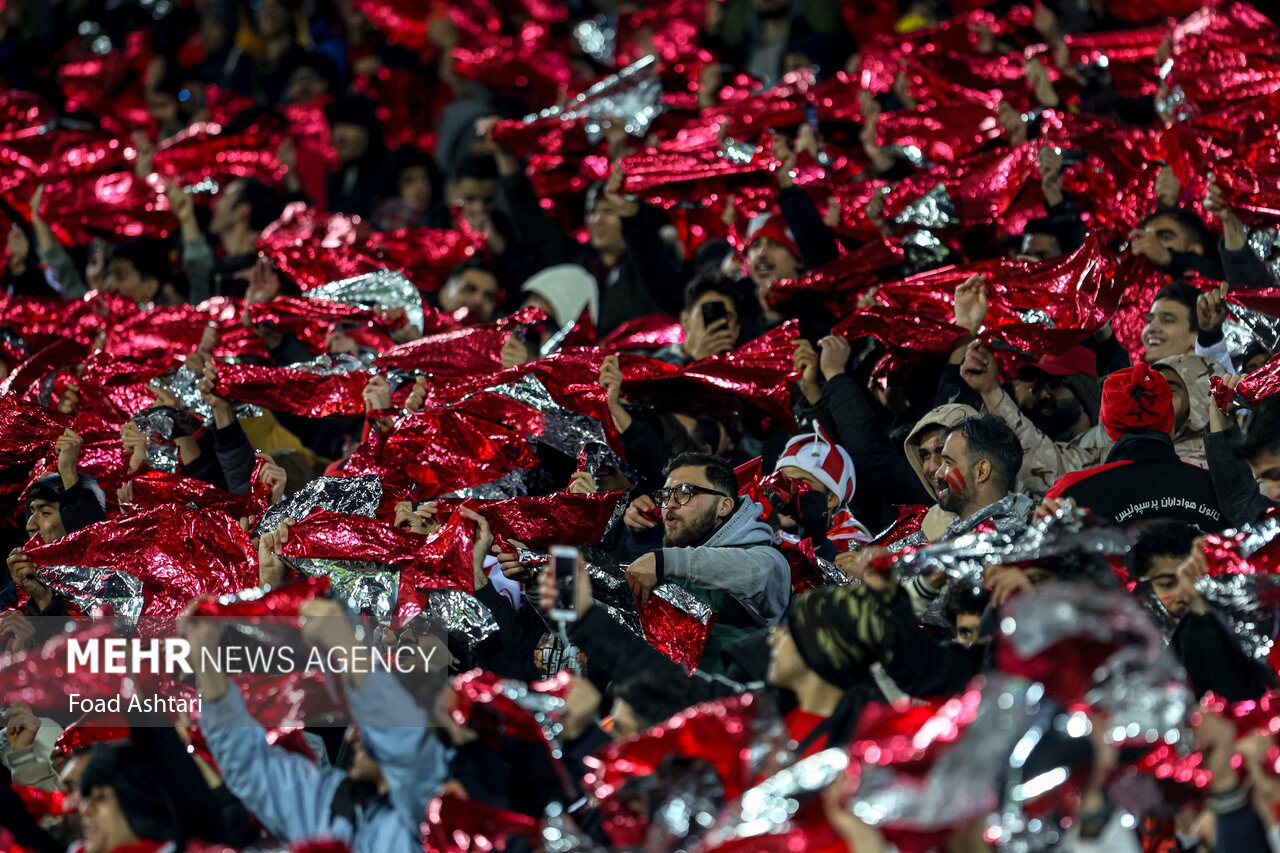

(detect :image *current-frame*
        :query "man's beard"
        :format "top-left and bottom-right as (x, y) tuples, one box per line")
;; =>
(664, 504), (721, 547)
(1027, 395), (1085, 440)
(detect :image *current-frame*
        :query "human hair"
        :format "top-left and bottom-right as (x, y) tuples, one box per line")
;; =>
(236, 179), (283, 232)
(1126, 521), (1201, 578)
(944, 414), (1023, 495)
(1151, 281), (1202, 333)
(1028, 550), (1114, 582)
(1139, 207), (1213, 254)
(612, 669), (697, 729)
(1238, 397), (1280, 463)
(450, 153), (499, 183)
(682, 270), (742, 314)
(940, 582), (989, 626)
(662, 451), (738, 499)
(446, 257), (501, 287)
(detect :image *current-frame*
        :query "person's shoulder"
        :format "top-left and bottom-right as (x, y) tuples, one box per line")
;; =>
(1046, 460), (1133, 497)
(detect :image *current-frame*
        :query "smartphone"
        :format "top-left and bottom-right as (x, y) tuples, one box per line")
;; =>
(701, 300), (728, 328)
(549, 545), (579, 622)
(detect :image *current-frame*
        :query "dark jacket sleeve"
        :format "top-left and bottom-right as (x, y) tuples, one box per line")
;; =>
(880, 587), (981, 698)
(51, 476), (106, 532)
(778, 186), (840, 271)
(472, 582), (544, 683)
(823, 374), (930, 506)
(1167, 250), (1225, 281)
(1172, 611), (1276, 702)
(933, 362), (981, 409)
(1206, 424), (1273, 527)
(618, 417), (676, 491)
(0, 764), (63, 853)
(212, 420), (257, 496)
(181, 431), (228, 491)
(620, 205), (685, 316)
(1220, 239), (1275, 287)
(268, 334), (317, 367)
(497, 172), (582, 267)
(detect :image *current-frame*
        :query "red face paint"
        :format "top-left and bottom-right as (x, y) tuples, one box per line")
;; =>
(944, 465), (968, 496)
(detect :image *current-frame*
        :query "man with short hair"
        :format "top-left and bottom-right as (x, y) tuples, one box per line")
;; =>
(1128, 521), (1274, 701)
(622, 451), (791, 670)
(1142, 281), (1235, 372)
(75, 741), (176, 853)
(935, 414), (1034, 539)
(436, 259), (501, 323)
(940, 583), (989, 648)
(651, 273), (743, 366)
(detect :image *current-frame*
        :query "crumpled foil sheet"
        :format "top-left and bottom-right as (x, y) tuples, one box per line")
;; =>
(286, 557), (399, 625)
(891, 503), (1128, 587)
(1156, 83), (1193, 121)
(132, 404), (203, 473)
(425, 588), (499, 653)
(523, 55), (663, 143)
(1247, 227), (1280, 289)
(290, 350), (377, 376)
(441, 468), (529, 501)
(696, 748), (849, 851)
(893, 182), (957, 229)
(1192, 517), (1280, 661)
(1001, 583), (1192, 745)
(852, 677), (1054, 833)
(901, 228), (954, 270)
(305, 269), (426, 337)
(484, 374), (608, 460)
(255, 474), (382, 537)
(573, 14), (616, 66)
(720, 136), (756, 165)
(883, 143), (928, 168)
(645, 762), (725, 851)
(154, 365), (262, 421)
(1018, 308), (1057, 329)
(37, 565), (144, 634)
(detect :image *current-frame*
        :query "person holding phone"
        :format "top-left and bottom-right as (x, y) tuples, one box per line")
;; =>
(652, 273), (743, 367)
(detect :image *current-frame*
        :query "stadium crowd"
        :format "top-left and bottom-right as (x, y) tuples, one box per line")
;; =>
(3, 0), (1280, 851)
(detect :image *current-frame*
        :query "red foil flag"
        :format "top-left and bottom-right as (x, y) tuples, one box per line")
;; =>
(38, 170), (176, 243)
(194, 575), (331, 624)
(1213, 350), (1280, 411)
(0, 395), (72, 464)
(23, 505), (258, 637)
(0, 620), (125, 713)
(768, 238), (905, 314)
(450, 668), (571, 747)
(421, 794), (541, 853)
(213, 361), (369, 418)
(598, 313), (686, 351)
(12, 784), (71, 819)
(640, 584), (716, 674)
(433, 492), (623, 552)
(394, 513), (478, 628)
(375, 307), (546, 374)
(127, 469), (260, 520)
(276, 510), (425, 566)
(53, 713), (131, 758)
(152, 120), (286, 189)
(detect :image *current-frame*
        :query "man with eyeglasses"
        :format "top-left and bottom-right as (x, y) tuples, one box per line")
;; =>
(960, 342), (1110, 494)
(1127, 521), (1274, 702)
(621, 451), (791, 672)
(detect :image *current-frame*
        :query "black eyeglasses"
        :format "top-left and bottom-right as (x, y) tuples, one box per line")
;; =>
(654, 484), (729, 507)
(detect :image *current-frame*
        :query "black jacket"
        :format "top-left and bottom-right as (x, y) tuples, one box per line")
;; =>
(1172, 611), (1277, 702)
(1046, 432), (1226, 531)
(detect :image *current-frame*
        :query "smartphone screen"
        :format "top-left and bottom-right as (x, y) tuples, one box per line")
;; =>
(549, 545), (579, 622)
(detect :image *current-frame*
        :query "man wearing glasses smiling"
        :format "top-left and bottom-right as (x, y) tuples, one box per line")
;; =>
(622, 451), (791, 672)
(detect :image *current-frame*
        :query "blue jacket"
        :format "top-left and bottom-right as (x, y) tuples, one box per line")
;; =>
(202, 670), (449, 852)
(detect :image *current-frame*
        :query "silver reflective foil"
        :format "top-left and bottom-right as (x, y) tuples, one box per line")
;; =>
(573, 15), (616, 66)
(1223, 299), (1280, 361)
(306, 269), (426, 337)
(892, 182), (957, 229)
(522, 55), (663, 143)
(255, 474), (383, 537)
(1018, 309), (1057, 329)
(485, 374), (609, 459)
(882, 143), (927, 168)
(425, 588), (499, 653)
(132, 405), (202, 473)
(1001, 583), (1191, 745)
(651, 583), (714, 625)
(852, 677), (1048, 832)
(721, 137), (756, 165)
(288, 558), (399, 625)
(290, 350), (377, 376)
(38, 565), (145, 634)
(441, 468), (529, 501)
(900, 228), (954, 270)
(695, 749), (849, 851)
(543, 801), (604, 853)
(155, 365), (262, 421)
(1193, 517), (1280, 661)
(1247, 227), (1280, 286)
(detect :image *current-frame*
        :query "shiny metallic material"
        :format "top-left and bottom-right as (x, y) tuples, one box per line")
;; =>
(523, 55), (663, 143)
(306, 269), (426, 337)
(893, 182), (957, 229)
(38, 565), (145, 633)
(154, 365), (261, 420)
(425, 588), (499, 652)
(288, 558), (399, 625)
(255, 474), (383, 538)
